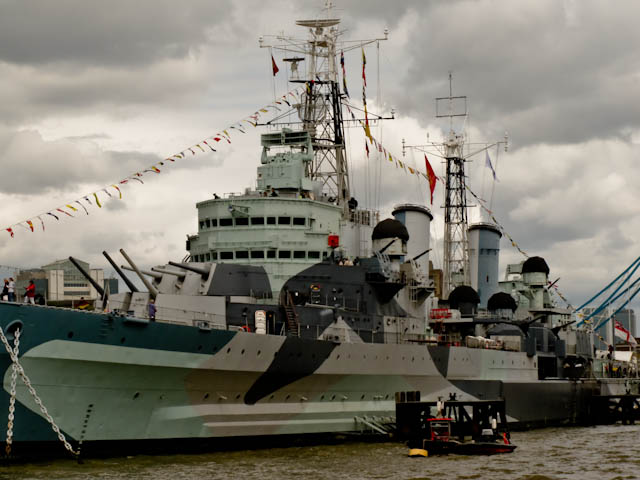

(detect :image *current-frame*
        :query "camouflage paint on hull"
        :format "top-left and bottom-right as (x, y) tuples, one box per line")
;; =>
(0, 302), (628, 452)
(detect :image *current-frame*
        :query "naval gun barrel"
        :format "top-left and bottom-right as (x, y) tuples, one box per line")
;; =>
(120, 265), (163, 280)
(377, 238), (397, 255)
(68, 256), (105, 297)
(103, 251), (139, 293)
(151, 267), (186, 277)
(411, 248), (432, 262)
(119, 249), (158, 298)
(168, 261), (210, 277)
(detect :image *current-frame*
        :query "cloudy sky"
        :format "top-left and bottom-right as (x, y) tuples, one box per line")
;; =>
(1, 0), (639, 316)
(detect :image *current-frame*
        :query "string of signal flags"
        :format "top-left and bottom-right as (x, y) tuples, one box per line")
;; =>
(3, 86), (305, 239)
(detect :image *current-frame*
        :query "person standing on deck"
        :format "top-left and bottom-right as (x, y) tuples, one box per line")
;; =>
(148, 298), (156, 321)
(1, 279), (8, 301)
(24, 280), (35, 305)
(8, 277), (15, 302)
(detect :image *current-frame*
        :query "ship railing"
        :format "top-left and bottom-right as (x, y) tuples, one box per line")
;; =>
(593, 358), (639, 379)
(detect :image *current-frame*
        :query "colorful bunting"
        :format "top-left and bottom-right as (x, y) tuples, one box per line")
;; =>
(271, 54), (279, 76)
(2, 85), (305, 238)
(340, 50), (349, 97)
(111, 185), (122, 199)
(76, 201), (89, 215)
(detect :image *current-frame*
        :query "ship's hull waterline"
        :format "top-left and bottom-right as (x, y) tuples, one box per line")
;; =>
(0, 302), (612, 455)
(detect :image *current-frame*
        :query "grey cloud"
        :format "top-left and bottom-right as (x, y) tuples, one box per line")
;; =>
(0, 0), (232, 67)
(0, 128), (215, 195)
(390, 0), (640, 148)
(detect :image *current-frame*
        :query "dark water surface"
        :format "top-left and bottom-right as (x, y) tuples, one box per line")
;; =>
(1, 425), (639, 480)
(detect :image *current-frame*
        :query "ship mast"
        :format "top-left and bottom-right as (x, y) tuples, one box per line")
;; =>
(438, 74), (470, 297)
(403, 74), (507, 299)
(295, 13), (348, 214)
(260, 1), (387, 218)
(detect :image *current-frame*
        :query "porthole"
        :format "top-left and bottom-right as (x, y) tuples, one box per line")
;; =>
(331, 395), (336, 400)
(360, 394), (365, 400)
(241, 349), (245, 355)
(197, 345), (203, 351)
(257, 350), (261, 356)
(235, 394), (241, 400)
(203, 393), (210, 400)
(269, 395), (275, 401)
(336, 354), (340, 359)
(133, 392), (140, 400)
(120, 337), (126, 344)
(67, 331), (74, 339)
(227, 347), (231, 354)
(285, 394), (291, 400)
(320, 395), (325, 400)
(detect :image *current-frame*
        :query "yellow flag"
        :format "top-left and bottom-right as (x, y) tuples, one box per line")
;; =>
(388, 153), (393, 162)
(94, 193), (102, 208)
(66, 204), (78, 211)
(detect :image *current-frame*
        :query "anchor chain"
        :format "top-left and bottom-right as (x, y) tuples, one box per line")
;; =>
(0, 326), (79, 457)
(5, 328), (19, 456)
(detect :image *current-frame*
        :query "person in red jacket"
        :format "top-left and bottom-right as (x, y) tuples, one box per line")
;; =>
(24, 280), (36, 305)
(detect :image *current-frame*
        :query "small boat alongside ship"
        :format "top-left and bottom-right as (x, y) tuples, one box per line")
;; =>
(0, 3), (638, 459)
(397, 397), (516, 457)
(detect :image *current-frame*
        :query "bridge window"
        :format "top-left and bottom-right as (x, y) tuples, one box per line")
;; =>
(308, 251), (320, 259)
(293, 251), (306, 259)
(251, 250), (265, 259)
(205, 219), (211, 228)
(211, 251), (218, 260)
(267, 217), (276, 225)
(220, 251), (233, 260)
(236, 251), (249, 259)
(267, 250), (276, 259)
(219, 218), (232, 227)
(278, 250), (291, 259)
(278, 216), (291, 225)
(199, 221), (205, 229)
(211, 219), (217, 227)
(235, 217), (249, 226)
(205, 253), (211, 261)
(251, 217), (264, 225)
(293, 217), (306, 226)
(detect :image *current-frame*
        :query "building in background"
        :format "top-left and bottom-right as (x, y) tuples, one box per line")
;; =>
(16, 258), (118, 303)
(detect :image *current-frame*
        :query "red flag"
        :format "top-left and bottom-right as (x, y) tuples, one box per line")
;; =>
(425, 155), (437, 204)
(365, 141), (369, 158)
(26, 220), (34, 232)
(6, 228), (14, 238)
(271, 55), (279, 76)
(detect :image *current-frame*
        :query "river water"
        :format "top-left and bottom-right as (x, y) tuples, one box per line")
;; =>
(1, 425), (638, 480)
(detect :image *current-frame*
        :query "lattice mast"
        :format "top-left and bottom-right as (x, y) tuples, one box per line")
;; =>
(436, 75), (470, 297)
(404, 74), (507, 299)
(260, 1), (387, 217)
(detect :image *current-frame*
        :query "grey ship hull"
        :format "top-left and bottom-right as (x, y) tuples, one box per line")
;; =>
(0, 302), (623, 457)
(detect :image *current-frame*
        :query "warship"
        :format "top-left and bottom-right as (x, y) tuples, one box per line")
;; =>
(0, 6), (638, 458)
